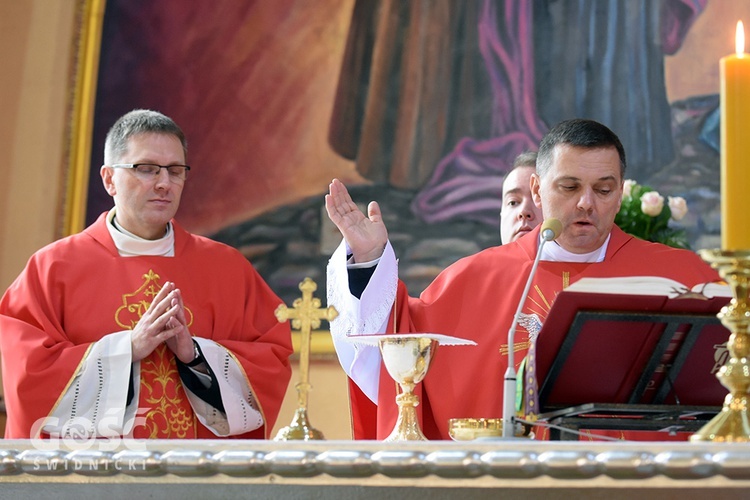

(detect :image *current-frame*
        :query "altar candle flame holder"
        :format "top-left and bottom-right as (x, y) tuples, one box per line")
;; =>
(691, 249), (750, 442)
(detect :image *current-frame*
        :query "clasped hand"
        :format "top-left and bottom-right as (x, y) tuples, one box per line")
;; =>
(131, 281), (195, 363)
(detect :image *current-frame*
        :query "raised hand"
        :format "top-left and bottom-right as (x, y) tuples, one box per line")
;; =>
(325, 178), (389, 262)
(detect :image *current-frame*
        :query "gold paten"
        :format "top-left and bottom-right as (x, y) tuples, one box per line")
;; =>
(448, 418), (530, 441)
(691, 249), (750, 442)
(448, 418), (504, 441)
(274, 278), (338, 441)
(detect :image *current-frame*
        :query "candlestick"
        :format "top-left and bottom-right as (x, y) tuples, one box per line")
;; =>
(691, 250), (750, 442)
(721, 21), (750, 250)
(691, 20), (750, 442)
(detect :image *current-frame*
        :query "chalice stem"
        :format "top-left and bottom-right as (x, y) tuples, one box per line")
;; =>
(385, 389), (427, 441)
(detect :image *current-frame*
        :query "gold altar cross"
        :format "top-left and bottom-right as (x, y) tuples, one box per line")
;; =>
(273, 277), (338, 440)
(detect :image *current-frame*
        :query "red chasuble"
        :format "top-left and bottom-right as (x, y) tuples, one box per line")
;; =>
(350, 225), (721, 440)
(0, 213), (292, 439)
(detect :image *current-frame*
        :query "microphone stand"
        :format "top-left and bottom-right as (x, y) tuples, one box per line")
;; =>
(502, 226), (557, 438)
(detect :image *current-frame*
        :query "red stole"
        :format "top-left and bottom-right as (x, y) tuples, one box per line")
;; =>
(135, 345), (197, 439)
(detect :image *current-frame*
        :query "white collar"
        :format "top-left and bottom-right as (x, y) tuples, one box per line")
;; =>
(540, 233), (610, 263)
(106, 209), (175, 257)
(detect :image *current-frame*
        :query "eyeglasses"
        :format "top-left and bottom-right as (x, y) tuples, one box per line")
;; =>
(109, 163), (191, 182)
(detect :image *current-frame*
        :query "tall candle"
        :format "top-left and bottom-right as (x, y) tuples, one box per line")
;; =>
(721, 21), (750, 250)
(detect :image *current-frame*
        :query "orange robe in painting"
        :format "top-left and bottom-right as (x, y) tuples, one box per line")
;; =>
(0, 213), (292, 439)
(350, 225), (720, 440)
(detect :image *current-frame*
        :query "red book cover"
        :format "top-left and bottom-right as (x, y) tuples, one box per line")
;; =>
(534, 278), (730, 409)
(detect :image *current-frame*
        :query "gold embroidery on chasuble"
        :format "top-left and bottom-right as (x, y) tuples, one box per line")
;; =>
(114, 269), (197, 438)
(139, 345), (197, 438)
(115, 270), (193, 329)
(523, 271), (571, 420)
(498, 271), (570, 358)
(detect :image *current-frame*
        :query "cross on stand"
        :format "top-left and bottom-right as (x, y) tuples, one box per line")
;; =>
(273, 277), (338, 440)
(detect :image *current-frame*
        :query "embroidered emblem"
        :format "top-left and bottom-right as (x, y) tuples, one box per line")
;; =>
(499, 283), (552, 356)
(112, 269), (197, 438)
(517, 312), (542, 343)
(115, 270), (193, 329)
(499, 271), (570, 421)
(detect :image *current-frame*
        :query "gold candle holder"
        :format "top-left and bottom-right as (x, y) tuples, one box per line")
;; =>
(691, 249), (750, 442)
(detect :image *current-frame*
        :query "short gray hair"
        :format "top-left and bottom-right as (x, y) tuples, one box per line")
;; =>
(103, 109), (187, 165)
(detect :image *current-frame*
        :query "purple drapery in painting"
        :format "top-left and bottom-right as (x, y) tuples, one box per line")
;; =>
(411, 0), (707, 227)
(411, 0), (545, 225)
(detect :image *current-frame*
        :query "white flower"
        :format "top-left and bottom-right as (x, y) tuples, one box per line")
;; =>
(668, 196), (688, 221)
(623, 179), (637, 199)
(640, 191), (664, 217)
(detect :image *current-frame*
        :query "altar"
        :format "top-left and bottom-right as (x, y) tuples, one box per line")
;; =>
(0, 439), (748, 499)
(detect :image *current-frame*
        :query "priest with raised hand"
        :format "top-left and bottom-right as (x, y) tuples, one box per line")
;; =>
(324, 118), (721, 441)
(0, 109), (293, 440)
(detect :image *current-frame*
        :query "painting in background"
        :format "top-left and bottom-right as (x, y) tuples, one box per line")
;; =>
(88, 0), (742, 308)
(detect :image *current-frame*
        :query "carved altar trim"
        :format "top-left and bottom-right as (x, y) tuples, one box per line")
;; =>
(0, 439), (749, 490)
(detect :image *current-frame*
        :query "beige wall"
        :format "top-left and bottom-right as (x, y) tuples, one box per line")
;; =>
(665, 1), (750, 102)
(272, 359), (352, 440)
(0, 1), (75, 292)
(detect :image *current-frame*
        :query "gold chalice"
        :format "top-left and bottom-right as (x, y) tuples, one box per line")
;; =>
(354, 333), (476, 441)
(379, 336), (438, 441)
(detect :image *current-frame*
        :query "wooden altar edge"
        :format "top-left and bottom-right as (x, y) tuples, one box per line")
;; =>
(1, 440), (750, 487)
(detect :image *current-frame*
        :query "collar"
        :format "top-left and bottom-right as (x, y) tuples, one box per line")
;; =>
(106, 209), (175, 257)
(517, 224), (631, 262)
(540, 233), (609, 262)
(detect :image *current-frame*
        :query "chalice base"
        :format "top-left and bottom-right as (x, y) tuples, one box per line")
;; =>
(273, 408), (325, 441)
(384, 405), (427, 442)
(690, 396), (750, 443)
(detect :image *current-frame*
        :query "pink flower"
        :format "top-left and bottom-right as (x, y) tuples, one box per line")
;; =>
(668, 196), (688, 221)
(640, 191), (664, 217)
(623, 179), (636, 199)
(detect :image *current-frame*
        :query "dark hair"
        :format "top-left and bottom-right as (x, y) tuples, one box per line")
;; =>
(104, 109), (187, 165)
(502, 151), (537, 185)
(536, 119), (626, 178)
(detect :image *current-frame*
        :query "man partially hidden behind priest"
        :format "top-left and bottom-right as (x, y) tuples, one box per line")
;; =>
(0, 109), (293, 440)
(325, 118), (721, 440)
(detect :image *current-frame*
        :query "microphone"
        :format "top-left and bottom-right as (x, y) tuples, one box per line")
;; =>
(502, 218), (561, 438)
(540, 218), (562, 242)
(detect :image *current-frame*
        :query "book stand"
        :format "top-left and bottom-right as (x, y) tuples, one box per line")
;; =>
(534, 295), (730, 440)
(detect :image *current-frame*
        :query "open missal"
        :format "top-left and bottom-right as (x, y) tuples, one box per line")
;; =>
(534, 276), (731, 412)
(561, 276), (731, 300)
